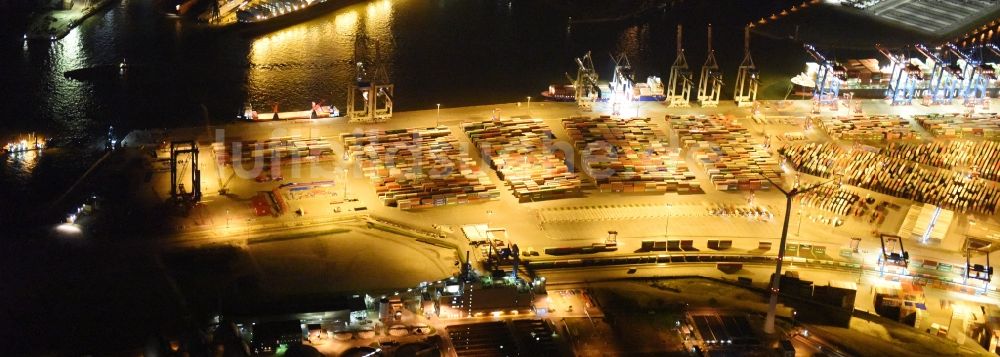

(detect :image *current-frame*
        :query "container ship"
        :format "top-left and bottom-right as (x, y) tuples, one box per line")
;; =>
(633, 76), (666, 101)
(792, 57), (1000, 99)
(240, 102), (340, 121)
(540, 84), (578, 102)
(234, 0), (365, 34)
(541, 76), (664, 102)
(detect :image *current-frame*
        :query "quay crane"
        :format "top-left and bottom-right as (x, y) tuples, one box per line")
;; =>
(938, 44), (973, 102)
(347, 34), (394, 123)
(733, 24), (758, 107)
(666, 24), (692, 107)
(565, 51), (600, 111)
(965, 241), (994, 291)
(945, 43), (988, 105)
(914, 44), (961, 105)
(876, 44), (918, 105)
(803, 44), (844, 108)
(696, 24), (722, 107)
(371, 40), (394, 122)
(609, 52), (635, 116)
(984, 42), (1000, 63)
(878, 234), (909, 277)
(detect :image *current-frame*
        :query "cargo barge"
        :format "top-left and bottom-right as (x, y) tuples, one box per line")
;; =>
(3, 134), (46, 155)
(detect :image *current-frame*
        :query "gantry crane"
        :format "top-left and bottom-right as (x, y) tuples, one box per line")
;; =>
(371, 40), (394, 121)
(964, 242), (993, 291)
(803, 44), (844, 108)
(697, 24), (722, 107)
(666, 24), (692, 107)
(914, 44), (961, 105)
(347, 33), (373, 122)
(984, 42), (1000, 65)
(609, 52), (635, 116)
(876, 44), (918, 105)
(878, 233), (909, 277)
(347, 34), (393, 123)
(734, 24), (758, 107)
(982, 43), (1000, 97)
(983, 43), (1000, 80)
(946, 43), (989, 104)
(565, 51), (600, 111)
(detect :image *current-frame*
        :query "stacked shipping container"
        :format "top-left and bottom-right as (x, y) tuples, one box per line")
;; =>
(561, 116), (700, 194)
(462, 118), (581, 201)
(340, 127), (499, 210)
(669, 115), (782, 191)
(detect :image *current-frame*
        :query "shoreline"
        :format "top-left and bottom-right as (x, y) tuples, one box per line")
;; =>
(25, 0), (116, 41)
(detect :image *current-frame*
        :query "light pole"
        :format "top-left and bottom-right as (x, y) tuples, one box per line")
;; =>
(342, 168), (349, 200)
(527, 96), (532, 115)
(795, 206), (804, 236)
(436, 103), (441, 127)
(665, 203), (672, 238)
(759, 172), (842, 334)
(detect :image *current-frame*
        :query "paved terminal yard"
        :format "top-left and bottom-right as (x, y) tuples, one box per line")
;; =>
(133, 99), (999, 263)
(119, 98), (1000, 352)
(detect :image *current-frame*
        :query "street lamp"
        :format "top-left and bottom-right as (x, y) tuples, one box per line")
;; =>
(665, 203), (672, 239)
(795, 206), (804, 236)
(759, 172), (842, 334)
(342, 168), (349, 200)
(526, 96), (532, 115)
(436, 103), (441, 127)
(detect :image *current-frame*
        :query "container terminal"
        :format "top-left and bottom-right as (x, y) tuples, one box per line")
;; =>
(16, 1), (1000, 356)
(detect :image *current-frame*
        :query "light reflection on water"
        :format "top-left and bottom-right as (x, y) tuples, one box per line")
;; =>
(3, 150), (43, 180)
(248, 0), (398, 112)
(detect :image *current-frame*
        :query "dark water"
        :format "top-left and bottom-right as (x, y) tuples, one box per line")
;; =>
(0, 0), (931, 353)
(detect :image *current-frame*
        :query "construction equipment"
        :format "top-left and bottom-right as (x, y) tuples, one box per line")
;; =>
(666, 25), (692, 107)
(697, 24), (722, 107)
(877, 44), (918, 105)
(803, 44), (844, 109)
(609, 53), (635, 116)
(914, 44), (961, 105)
(566, 51), (600, 111)
(347, 34), (393, 123)
(734, 24), (758, 107)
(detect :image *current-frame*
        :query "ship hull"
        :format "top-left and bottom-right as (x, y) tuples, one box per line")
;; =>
(233, 0), (367, 36)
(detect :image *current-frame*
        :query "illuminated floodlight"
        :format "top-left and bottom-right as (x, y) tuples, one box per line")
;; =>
(56, 223), (82, 235)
